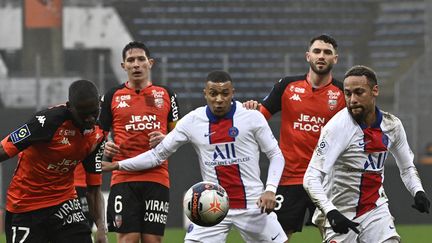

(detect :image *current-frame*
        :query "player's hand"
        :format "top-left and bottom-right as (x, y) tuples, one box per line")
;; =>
(149, 131), (166, 148)
(412, 191), (430, 213)
(326, 209), (360, 234)
(101, 161), (119, 171)
(103, 141), (120, 158)
(256, 191), (276, 214)
(242, 100), (260, 110)
(94, 227), (108, 243)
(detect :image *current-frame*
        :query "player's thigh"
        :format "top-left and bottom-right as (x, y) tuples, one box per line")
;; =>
(75, 186), (94, 227)
(323, 226), (358, 243)
(184, 215), (231, 243)
(233, 209), (288, 243)
(48, 198), (93, 243)
(107, 182), (169, 235)
(5, 210), (47, 243)
(275, 185), (310, 232)
(359, 205), (400, 243)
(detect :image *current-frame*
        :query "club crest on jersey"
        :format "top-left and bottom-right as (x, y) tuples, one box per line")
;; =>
(115, 214), (122, 228)
(152, 90), (165, 108)
(328, 99), (338, 110)
(228, 127), (239, 138)
(10, 124), (31, 144)
(327, 90), (341, 99)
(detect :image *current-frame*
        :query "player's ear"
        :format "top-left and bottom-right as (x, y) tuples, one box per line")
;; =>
(305, 51), (311, 62)
(372, 84), (379, 97)
(121, 62), (125, 70)
(148, 58), (155, 68)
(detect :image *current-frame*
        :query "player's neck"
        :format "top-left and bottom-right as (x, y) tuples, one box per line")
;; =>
(127, 79), (151, 90)
(307, 71), (332, 88)
(363, 111), (377, 127)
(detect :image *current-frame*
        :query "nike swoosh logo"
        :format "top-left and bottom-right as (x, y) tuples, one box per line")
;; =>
(359, 140), (372, 146)
(271, 233), (280, 241)
(204, 131), (216, 137)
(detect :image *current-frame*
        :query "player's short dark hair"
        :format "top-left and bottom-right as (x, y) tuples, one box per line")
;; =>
(122, 41), (151, 60)
(206, 70), (233, 83)
(344, 65), (378, 87)
(309, 34), (338, 50)
(68, 80), (99, 105)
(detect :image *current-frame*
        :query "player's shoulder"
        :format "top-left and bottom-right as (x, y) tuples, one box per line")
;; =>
(234, 101), (266, 121)
(101, 83), (126, 102)
(380, 110), (403, 130)
(278, 74), (307, 85)
(330, 78), (343, 91)
(35, 105), (69, 126)
(178, 105), (206, 125)
(151, 84), (177, 95)
(325, 108), (353, 129)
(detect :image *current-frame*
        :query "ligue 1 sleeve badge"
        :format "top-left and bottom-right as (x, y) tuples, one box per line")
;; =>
(228, 127), (239, 138)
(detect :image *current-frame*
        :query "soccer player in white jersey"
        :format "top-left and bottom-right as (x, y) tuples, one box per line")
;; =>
(303, 65), (430, 243)
(102, 70), (288, 243)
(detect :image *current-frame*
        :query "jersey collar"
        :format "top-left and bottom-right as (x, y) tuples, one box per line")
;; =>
(206, 100), (237, 123)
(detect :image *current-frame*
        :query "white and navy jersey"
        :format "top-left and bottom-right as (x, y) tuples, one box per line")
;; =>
(306, 107), (424, 221)
(161, 101), (280, 209)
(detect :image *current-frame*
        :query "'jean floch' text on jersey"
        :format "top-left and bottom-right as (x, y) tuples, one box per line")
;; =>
(308, 107), (424, 225)
(126, 114), (161, 131)
(99, 82), (180, 188)
(261, 74), (345, 185)
(159, 101), (279, 209)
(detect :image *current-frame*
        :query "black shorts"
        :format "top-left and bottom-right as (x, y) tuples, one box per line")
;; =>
(274, 185), (316, 233)
(107, 181), (169, 235)
(75, 186), (94, 228)
(5, 199), (92, 243)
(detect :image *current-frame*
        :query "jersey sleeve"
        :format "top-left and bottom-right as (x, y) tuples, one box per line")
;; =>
(85, 172), (102, 186)
(99, 88), (116, 132)
(1, 108), (63, 157)
(160, 112), (192, 153)
(389, 117), (415, 169)
(308, 111), (352, 174)
(166, 86), (181, 123)
(82, 129), (106, 174)
(388, 117), (425, 195)
(252, 111), (279, 153)
(260, 78), (284, 115)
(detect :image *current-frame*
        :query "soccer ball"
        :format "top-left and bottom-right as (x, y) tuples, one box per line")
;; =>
(183, 181), (229, 227)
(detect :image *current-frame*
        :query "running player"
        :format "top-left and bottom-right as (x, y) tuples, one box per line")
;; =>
(100, 41), (180, 243)
(303, 65), (430, 242)
(0, 80), (107, 243)
(102, 70), (288, 243)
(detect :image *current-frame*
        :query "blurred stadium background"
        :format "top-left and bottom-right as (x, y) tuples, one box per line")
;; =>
(0, 0), (431, 236)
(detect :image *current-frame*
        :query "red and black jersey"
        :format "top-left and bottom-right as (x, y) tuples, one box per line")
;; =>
(74, 163), (102, 187)
(99, 82), (180, 188)
(261, 74), (345, 185)
(1, 105), (106, 213)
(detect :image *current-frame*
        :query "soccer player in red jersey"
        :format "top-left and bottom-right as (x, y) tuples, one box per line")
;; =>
(100, 41), (180, 243)
(245, 34), (345, 241)
(0, 80), (107, 243)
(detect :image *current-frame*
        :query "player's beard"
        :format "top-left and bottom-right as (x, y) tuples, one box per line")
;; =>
(348, 106), (366, 124)
(310, 61), (333, 75)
